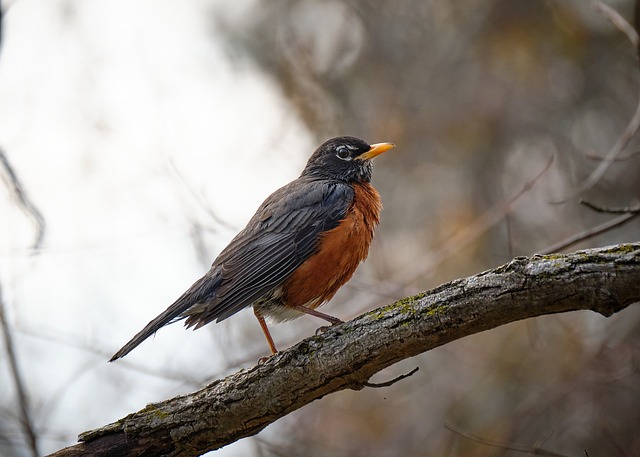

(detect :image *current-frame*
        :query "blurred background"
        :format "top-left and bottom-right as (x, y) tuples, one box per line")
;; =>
(1, 0), (639, 456)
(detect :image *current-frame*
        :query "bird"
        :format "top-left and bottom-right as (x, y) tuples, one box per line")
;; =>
(109, 136), (395, 361)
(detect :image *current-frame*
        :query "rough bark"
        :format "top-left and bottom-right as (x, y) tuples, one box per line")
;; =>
(48, 243), (640, 457)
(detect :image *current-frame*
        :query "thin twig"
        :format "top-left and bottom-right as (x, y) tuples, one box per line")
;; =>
(363, 367), (419, 388)
(166, 158), (236, 231)
(540, 200), (640, 253)
(580, 199), (640, 214)
(0, 148), (46, 250)
(558, 95), (640, 201)
(585, 148), (640, 162)
(445, 421), (572, 457)
(0, 285), (40, 457)
(556, 3), (640, 200)
(399, 151), (554, 284)
(594, 1), (639, 47)
(538, 212), (639, 254)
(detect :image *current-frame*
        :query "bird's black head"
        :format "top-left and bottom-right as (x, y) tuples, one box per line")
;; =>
(302, 136), (395, 183)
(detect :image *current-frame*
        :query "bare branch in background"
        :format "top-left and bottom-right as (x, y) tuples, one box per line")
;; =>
(594, 1), (639, 47)
(166, 158), (236, 232)
(539, 200), (640, 254)
(0, 149), (46, 250)
(580, 199), (640, 214)
(0, 6), (44, 457)
(399, 151), (554, 284)
(636, 0), (640, 57)
(585, 148), (640, 161)
(566, 93), (640, 198)
(539, 214), (639, 254)
(445, 421), (573, 457)
(540, 199), (640, 253)
(559, 3), (640, 199)
(539, 3), (640, 254)
(0, 286), (40, 457)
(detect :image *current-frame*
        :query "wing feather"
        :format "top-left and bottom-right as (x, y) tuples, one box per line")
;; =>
(183, 179), (354, 326)
(110, 177), (355, 361)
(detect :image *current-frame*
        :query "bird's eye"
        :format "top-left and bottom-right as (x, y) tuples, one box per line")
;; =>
(335, 146), (351, 161)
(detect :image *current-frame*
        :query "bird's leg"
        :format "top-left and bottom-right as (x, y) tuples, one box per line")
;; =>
(290, 305), (344, 335)
(253, 309), (278, 360)
(291, 305), (343, 324)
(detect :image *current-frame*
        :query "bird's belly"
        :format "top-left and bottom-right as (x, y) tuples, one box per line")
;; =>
(251, 286), (299, 322)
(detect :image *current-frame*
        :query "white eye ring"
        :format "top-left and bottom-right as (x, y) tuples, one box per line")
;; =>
(336, 146), (351, 161)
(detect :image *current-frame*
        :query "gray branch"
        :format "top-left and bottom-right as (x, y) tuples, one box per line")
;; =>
(48, 243), (640, 457)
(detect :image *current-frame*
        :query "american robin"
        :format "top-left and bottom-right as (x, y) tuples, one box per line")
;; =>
(109, 136), (395, 361)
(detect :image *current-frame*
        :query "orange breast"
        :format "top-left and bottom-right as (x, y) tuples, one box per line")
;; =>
(282, 182), (382, 309)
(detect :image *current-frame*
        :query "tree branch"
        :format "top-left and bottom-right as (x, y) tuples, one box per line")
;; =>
(48, 243), (640, 457)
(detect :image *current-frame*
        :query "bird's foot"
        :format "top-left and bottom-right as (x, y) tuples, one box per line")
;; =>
(315, 319), (344, 335)
(257, 354), (275, 364)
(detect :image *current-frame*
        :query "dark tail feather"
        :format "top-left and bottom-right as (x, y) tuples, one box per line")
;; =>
(109, 273), (220, 362)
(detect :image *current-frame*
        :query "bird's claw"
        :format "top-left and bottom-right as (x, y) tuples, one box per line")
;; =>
(257, 354), (273, 364)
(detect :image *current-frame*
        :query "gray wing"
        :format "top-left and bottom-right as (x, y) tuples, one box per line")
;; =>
(184, 178), (354, 324)
(109, 178), (353, 361)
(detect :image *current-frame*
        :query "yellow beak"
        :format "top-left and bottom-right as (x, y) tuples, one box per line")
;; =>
(358, 142), (396, 160)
